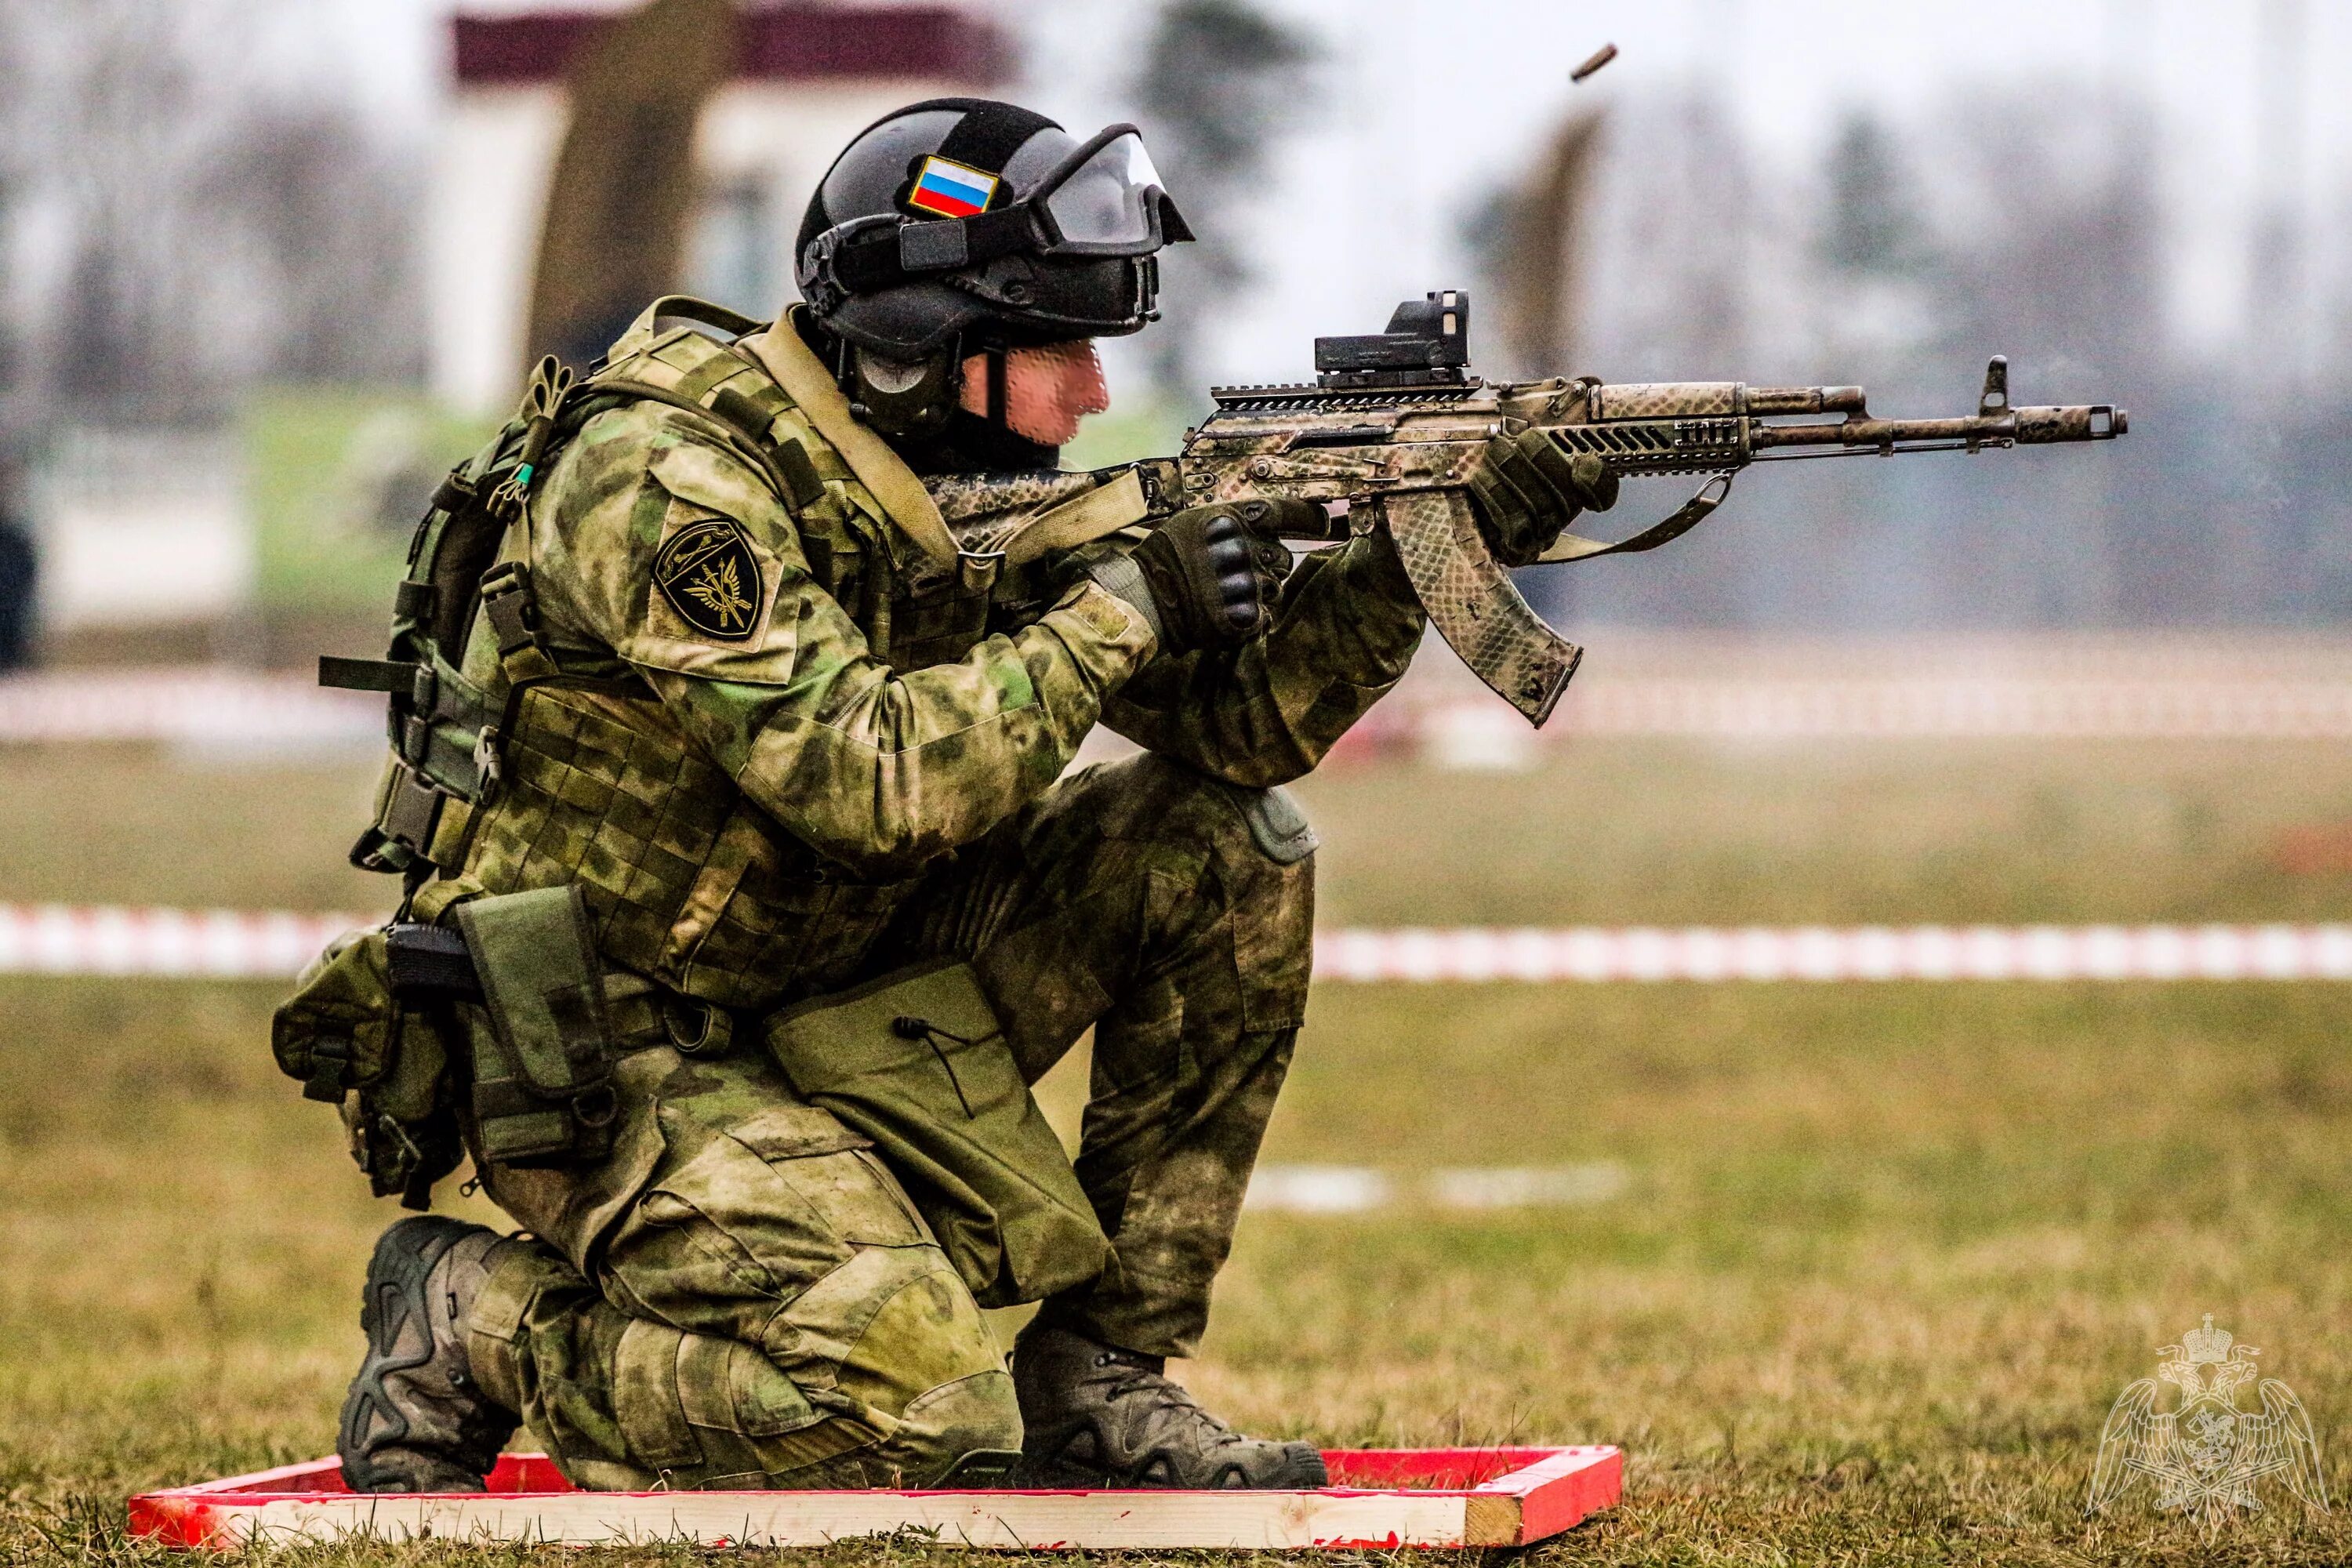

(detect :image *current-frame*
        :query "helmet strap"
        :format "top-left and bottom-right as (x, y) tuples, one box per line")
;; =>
(985, 344), (1010, 436)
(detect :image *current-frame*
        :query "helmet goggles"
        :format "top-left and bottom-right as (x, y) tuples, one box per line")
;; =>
(1028, 125), (1191, 256)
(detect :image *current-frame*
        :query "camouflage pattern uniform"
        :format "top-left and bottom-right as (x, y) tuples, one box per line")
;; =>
(441, 312), (1425, 1488)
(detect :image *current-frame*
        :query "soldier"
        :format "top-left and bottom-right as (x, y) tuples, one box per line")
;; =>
(332, 99), (1606, 1495)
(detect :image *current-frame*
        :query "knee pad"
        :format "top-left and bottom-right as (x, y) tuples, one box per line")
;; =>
(1225, 782), (1318, 867)
(893, 1369), (1025, 1484)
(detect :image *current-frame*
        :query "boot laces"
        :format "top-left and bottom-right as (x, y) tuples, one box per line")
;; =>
(1091, 1351), (1236, 1440)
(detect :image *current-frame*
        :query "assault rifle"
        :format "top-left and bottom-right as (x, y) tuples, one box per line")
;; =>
(927, 291), (2127, 725)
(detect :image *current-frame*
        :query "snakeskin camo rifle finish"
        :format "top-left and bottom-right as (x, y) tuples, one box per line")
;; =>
(928, 336), (2125, 725)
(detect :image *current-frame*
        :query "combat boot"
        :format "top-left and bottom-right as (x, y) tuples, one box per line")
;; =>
(1011, 1321), (1327, 1489)
(339, 1216), (521, 1493)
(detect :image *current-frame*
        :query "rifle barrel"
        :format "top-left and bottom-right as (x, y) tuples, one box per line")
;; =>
(1744, 386), (1867, 416)
(1748, 405), (2124, 456)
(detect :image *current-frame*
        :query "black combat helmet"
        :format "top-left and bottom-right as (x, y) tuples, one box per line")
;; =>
(797, 98), (1191, 358)
(793, 100), (1190, 454)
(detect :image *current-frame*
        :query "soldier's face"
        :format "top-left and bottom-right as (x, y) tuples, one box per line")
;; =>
(960, 339), (1109, 445)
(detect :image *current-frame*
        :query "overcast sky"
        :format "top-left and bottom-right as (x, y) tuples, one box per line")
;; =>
(314, 0), (2348, 387)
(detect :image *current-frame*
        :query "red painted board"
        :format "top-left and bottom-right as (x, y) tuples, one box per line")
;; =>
(129, 1445), (1622, 1552)
(1478, 1446), (1624, 1545)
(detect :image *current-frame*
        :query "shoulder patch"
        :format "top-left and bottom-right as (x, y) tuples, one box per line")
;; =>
(654, 517), (762, 641)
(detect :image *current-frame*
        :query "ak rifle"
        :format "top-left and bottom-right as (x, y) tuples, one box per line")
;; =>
(925, 290), (2128, 725)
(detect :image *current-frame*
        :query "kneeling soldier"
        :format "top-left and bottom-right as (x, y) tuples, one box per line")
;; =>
(296, 99), (1602, 1495)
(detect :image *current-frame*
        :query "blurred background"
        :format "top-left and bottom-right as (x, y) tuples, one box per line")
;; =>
(9, 6), (2352, 1559)
(2, 0), (2350, 673)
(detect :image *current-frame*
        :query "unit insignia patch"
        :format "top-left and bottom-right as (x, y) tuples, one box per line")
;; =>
(655, 518), (761, 641)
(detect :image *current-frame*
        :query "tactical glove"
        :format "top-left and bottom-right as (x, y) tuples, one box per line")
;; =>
(1085, 502), (1301, 655)
(1465, 428), (1621, 567)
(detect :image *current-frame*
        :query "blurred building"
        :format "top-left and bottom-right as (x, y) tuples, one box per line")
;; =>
(433, 3), (1007, 415)
(34, 428), (249, 651)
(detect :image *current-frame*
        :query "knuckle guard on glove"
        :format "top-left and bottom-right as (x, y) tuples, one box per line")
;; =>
(1110, 503), (1280, 655)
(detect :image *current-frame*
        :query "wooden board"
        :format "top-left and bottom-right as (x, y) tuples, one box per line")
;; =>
(130, 1446), (1621, 1551)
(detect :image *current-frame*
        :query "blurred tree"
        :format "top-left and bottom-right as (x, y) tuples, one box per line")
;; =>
(1, 0), (423, 424)
(0, 467), (32, 670)
(1131, 0), (1320, 404)
(1820, 114), (1929, 278)
(526, 0), (735, 373)
(206, 107), (424, 388)
(1463, 109), (1606, 380)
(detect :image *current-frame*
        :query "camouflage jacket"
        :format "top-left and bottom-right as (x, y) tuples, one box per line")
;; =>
(441, 309), (1425, 1010)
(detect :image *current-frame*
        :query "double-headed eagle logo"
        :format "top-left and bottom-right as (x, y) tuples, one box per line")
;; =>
(2086, 1316), (2328, 1526)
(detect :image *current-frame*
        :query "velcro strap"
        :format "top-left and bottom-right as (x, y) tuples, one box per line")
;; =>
(430, 470), (477, 514)
(394, 580), (436, 620)
(834, 208), (1033, 291)
(385, 923), (483, 1000)
(768, 437), (829, 512)
(832, 228), (909, 292)
(473, 1076), (557, 1120)
(318, 655), (418, 693)
(303, 1036), (352, 1103)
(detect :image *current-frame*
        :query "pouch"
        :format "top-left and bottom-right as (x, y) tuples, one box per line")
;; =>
(760, 960), (1109, 1308)
(273, 929), (459, 1207)
(273, 931), (397, 1104)
(454, 885), (619, 1168)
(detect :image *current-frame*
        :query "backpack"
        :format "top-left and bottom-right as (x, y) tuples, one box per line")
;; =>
(322, 299), (797, 886)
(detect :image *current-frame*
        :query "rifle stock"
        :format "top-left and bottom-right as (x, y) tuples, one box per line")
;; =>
(924, 293), (2128, 725)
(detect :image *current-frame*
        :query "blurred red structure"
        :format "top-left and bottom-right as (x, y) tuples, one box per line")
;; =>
(452, 5), (1007, 85)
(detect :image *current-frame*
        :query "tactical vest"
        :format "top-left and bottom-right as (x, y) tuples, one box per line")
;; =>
(326, 299), (1001, 1014)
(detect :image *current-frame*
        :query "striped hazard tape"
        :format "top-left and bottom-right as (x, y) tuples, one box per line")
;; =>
(0, 905), (363, 978)
(3, 905), (2350, 983)
(1312, 924), (2352, 982)
(10, 668), (2352, 745)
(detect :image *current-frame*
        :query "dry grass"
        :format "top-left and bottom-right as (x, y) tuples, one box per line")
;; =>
(4, 739), (2351, 1565)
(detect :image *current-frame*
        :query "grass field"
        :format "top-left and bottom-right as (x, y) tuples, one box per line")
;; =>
(4, 735), (2352, 1565)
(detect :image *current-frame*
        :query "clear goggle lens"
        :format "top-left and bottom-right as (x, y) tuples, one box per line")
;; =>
(1041, 132), (1166, 249)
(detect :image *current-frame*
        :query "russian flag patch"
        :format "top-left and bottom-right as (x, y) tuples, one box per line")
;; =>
(907, 155), (1000, 219)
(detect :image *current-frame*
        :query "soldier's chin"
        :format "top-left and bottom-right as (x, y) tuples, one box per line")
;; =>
(1011, 410), (1085, 445)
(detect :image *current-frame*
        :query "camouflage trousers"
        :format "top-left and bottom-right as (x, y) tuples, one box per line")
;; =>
(462, 752), (1317, 1489)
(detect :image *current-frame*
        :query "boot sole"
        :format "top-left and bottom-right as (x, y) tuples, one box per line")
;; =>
(1017, 1438), (1330, 1490)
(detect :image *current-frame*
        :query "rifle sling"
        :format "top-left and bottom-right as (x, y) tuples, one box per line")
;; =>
(998, 469), (1150, 564)
(1536, 470), (1735, 564)
(738, 320), (961, 568)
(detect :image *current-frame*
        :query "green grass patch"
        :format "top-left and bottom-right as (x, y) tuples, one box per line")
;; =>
(244, 390), (492, 617)
(5, 740), (2352, 1563)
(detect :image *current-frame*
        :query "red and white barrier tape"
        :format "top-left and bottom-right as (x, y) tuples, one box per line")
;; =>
(0, 906), (366, 978)
(10, 670), (2352, 745)
(1311, 924), (2352, 982)
(1555, 681), (2352, 739)
(4, 905), (2350, 983)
